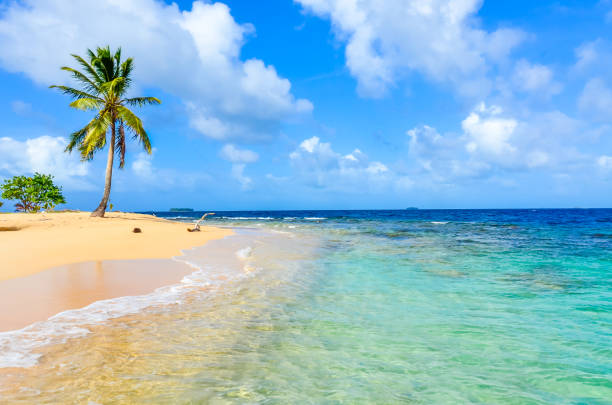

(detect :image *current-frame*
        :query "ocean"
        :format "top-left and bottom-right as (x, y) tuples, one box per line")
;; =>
(1, 209), (611, 403)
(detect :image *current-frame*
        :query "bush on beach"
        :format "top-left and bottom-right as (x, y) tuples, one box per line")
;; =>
(0, 173), (66, 213)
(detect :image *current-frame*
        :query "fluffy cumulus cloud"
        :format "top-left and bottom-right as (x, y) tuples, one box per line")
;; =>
(462, 103), (517, 156)
(295, 0), (524, 97)
(219, 144), (259, 189)
(0, 136), (90, 189)
(406, 103), (590, 185)
(289, 136), (412, 191)
(0, 0), (312, 142)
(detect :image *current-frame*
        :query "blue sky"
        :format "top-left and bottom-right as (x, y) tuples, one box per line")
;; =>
(0, 0), (611, 210)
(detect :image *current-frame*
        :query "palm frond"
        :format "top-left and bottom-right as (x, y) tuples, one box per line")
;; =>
(120, 58), (133, 85)
(65, 125), (89, 153)
(80, 112), (110, 160)
(49, 85), (100, 100)
(70, 53), (103, 86)
(113, 48), (122, 78)
(86, 48), (97, 62)
(100, 77), (126, 98)
(60, 66), (101, 94)
(116, 105), (151, 153)
(93, 46), (115, 82)
(65, 109), (108, 154)
(123, 96), (161, 107)
(69, 97), (104, 111)
(55, 46), (159, 167)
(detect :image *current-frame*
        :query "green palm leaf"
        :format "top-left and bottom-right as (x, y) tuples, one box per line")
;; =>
(116, 105), (152, 153)
(60, 66), (101, 94)
(52, 45), (160, 217)
(71, 53), (103, 85)
(69, 97), (104, 111)
(124, 97), (161, 107)
(80, 112), (110, 160)
(49, 85), (100, 100)
(66, 126), (89, 153)
(99, 76), (126, 98)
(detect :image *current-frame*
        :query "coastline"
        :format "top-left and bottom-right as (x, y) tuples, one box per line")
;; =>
(0, 211), (232, 333)
(0, 212), (232, 281)
(0, 258), (196, 332)
(0, 227), (269, 371)
(1, 210), (610, 403)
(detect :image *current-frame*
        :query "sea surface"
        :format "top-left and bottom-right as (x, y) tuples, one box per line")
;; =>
(1, 209), (611, 403)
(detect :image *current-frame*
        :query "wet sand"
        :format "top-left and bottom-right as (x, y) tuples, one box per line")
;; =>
(0, 259), (196, 332)
(0, 211), (232, 332)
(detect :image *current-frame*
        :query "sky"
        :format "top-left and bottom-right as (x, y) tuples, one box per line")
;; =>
(0, 0), (611, 210)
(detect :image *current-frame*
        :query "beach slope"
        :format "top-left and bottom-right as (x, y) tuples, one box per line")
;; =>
(0, 212), (231, 280)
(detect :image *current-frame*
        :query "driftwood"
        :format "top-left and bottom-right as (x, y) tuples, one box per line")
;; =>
(187, 213), (215, 232)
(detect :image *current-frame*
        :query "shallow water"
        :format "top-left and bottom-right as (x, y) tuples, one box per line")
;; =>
(1, 209), (611, 403)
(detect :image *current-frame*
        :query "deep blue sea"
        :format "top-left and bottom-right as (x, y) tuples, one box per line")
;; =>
(2, 209), (611, 403)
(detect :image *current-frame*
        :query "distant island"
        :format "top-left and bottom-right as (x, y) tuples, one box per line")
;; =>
(169, 208), (194, 212)
(406, 207), (419, 210)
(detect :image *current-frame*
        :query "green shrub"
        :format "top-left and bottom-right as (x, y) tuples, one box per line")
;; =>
(0, 173), (66, 213)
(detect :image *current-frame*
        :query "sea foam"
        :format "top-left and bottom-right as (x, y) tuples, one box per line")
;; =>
(0, 233), (260, 369)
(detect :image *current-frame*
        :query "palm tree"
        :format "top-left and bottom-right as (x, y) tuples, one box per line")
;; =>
(51, 46), (160, 217)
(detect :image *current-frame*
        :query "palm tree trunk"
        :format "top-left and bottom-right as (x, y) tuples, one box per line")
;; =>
(91, 119), (116, 218)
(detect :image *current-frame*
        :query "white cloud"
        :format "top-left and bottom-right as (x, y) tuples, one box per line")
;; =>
(220, 144), (259, 163)
(132, 152), (154, 179)
(0, 0), (312, 142)
(512, 59), (561, 95)
(462, 103), (517, 156)
(597, 155), (612, 170)
(573, 39), (612, 75)
(289, 136), (409, 191)
(406, 104), (589, 185)
(0, 136), (90, 189)
(230, 163), (253, 190)
(295, 0), (524, 97)
(407, 124), (491, 181)
(578, 78), (612, 122)
(219, 144), (258, 189)
(574, 41), (600, 71)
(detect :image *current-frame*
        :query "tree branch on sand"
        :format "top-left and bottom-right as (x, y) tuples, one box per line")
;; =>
(187, 213), (216, 232)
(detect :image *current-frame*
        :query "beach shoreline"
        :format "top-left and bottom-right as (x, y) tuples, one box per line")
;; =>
(0, 211), (232, 280)
(0, 212), (232, 332)
(0, 258), (198, 333)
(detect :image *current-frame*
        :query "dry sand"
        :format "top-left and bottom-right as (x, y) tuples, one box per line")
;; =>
(0, 211), (231, 280)
(0, 212), (232, 331)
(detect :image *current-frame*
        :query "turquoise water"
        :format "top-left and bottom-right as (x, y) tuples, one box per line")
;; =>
(1, 210), (611, 403)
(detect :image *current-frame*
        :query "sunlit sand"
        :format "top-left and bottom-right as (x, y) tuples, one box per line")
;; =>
(0, 211), (231, 280)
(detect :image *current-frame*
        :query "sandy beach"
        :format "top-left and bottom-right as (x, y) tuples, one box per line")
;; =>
(0, 211), (231, 280)
(0, 212), (231, 331)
